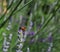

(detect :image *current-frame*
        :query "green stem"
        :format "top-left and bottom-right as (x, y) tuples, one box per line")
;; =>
(0, 0), (22, 29)
(0, 0), (14, 20)
(13, 0), (32, 15)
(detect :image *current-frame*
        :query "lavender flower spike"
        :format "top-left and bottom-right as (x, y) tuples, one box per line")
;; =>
(28, 31), (35, 36)
(48, 36), (53, 42)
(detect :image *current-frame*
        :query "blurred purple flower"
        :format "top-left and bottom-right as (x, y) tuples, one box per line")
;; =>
(23, 31), (25, 35)
(47, 43), (53, 52)
(30, 21), (33, 27)
(28, 31), (35, 36)
(47, 36), (53, 42)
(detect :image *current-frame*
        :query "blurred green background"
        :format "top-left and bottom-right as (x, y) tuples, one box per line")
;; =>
(0, 0), (60, 52)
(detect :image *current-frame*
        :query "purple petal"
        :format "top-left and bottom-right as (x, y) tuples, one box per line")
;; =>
(48, 36), (53, 42)
(28, 31), (35, 36)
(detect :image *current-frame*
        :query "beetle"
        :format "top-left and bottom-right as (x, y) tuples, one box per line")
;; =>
(19, 26), (26, 31)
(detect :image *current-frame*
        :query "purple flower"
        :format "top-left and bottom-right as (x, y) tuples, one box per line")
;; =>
(23, 31), (25, 35)
(47, 36), (53, 42)
(28, 31), (35, 36)
(30, 22), (33, 27)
